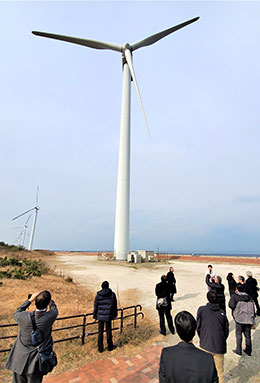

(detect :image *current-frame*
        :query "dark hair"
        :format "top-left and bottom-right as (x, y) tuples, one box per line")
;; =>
(216, 275), (222, 283)
(226, 272), (233, 281)
(207, 290), (217, 304)
(208, 265), (212, 268)
(237, 283), (245, 293)
(35, 290), (51, 310)
(101, 281), (109, 289)
(161, 275), (167, 282)
(174, 311), (196, 342)
(238, 275), (245, 283)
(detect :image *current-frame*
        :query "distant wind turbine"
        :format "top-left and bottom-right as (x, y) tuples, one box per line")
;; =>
(12, 187), (40, 250)
(32, 16), (199, 260)
(14, 214), (32, 248)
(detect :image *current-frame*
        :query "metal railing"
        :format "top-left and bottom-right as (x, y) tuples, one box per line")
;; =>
(0, 304), (144, 353)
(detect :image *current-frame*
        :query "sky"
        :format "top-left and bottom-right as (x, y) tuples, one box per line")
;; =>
(1, 1), (260, 254)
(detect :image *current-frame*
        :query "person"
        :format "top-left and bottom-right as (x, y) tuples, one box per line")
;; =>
(197, 290), (229, 383)
(245, 271), (260, 316)
(5, 290), (58, 383)
(166, 267), (177, 301)
(237, 275), (249, 294)
(159, 311), (218, 383)
(93, 280), (118, 353)
(229, 283), (255, 356)
(155, 275), (175, 335)
(226, 273), (237, 297)
(206, 274), (226, 313)
(206, 265), (216, 291)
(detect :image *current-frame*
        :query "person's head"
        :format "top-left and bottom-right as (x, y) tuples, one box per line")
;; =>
(207, 290), (218, 304)
(161, 275), (167, 282)
(208, 264), (213, 271)
(226, 272), (234, 281)
(236, 283), (245, 293)
(215, 275), (222, 284)
(246, 271), (252, 278)
(35, 290), (51, 310)
(101, 281), (109, 289)
(169, 267), (174, 272)
(174, 311), (196, 343)
(238, 275), (245, 283)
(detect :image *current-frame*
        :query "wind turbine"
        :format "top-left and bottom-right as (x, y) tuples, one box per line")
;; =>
(14, 214), (32, 248)
(32, 16), (199, 260)
(12, 187), (40, 250)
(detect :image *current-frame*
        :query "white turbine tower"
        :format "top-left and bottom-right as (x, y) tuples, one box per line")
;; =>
(32, 16), (199, 260)
(12, 187), (40, 250)
(14, 214), (32, 248)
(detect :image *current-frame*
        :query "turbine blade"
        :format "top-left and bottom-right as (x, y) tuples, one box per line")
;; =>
(131, 16), (200, 51)
(32, 31), (122, 52)
(12, 208), (35, 221)
(124, 49), (150, 136)
(36, 186), (39, 206)
(25, 214), (32, 226)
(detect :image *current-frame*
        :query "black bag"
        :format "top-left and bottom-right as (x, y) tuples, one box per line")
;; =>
(30, 311), (58, 375)
(38, 346), (58, 375)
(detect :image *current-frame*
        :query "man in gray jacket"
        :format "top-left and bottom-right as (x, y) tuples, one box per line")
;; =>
(228, 283), (255, 357)
(5, 290), (58, 383)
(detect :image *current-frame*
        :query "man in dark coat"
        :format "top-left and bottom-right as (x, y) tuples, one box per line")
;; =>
(93, 280), (118, 353)
(245, 271), (260, 316)
(166, 267), (176, 301)
(159, 311), (218, 383)
(229, 283), (255, 356)
(206, 274), (226, 313)
(197, 290), (229, 383)
(5, 290), (58, 383)
(155, 275), (175, 335)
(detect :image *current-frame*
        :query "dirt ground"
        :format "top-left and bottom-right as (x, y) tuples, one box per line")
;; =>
(45, 253), (260, 383)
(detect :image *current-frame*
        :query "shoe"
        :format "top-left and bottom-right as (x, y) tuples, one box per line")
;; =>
(232, 350), (242, 357)
(159, 330), (166, 336)
(251, 324), (256, 329)
(243, 349), (251, 356)
(98, 349), (103, 353)
(108, 345), (117, 351)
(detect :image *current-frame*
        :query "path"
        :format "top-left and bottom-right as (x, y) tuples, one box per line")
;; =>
(44, 342), (164, 383)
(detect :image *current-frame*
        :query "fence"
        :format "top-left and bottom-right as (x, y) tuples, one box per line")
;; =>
(0, 304), (144, 353)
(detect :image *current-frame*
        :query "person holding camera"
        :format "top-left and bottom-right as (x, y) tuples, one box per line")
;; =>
(5, 290), (58, 383)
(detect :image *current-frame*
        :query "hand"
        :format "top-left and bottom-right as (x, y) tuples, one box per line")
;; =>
(28, 292), (40, 303)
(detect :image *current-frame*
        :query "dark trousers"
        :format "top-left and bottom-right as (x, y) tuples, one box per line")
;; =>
(235, 322), (252, 355)
(158, 308), (175, 335)
(253, 297), (260, 315)
(98, 320), (113, 352)
(13, 371), (43, 383)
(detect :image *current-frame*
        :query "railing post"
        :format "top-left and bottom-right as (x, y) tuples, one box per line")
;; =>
(120, 309), (124, 333)
(81, 315), (86, 345)
(134, 306), (137, 328)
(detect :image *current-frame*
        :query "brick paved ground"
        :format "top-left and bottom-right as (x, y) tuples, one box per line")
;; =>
(43, 343), (164, 383)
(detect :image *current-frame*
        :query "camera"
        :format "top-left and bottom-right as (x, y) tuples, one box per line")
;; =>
(28, 293), (32, 299)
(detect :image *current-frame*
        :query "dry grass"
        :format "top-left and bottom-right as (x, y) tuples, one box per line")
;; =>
(0, 250), (157, 382)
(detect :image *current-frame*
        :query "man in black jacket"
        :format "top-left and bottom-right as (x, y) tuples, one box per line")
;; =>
(229, 283), (255, 356)
(93, 281), (118, 353)
(167, 267), (176, 301)
(159, 311), (218, 383)
(206, 274), (226, 313)
(197, 290), (229, 383)
(245, 271), (260, 316)
(155, 275), (175, 335)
